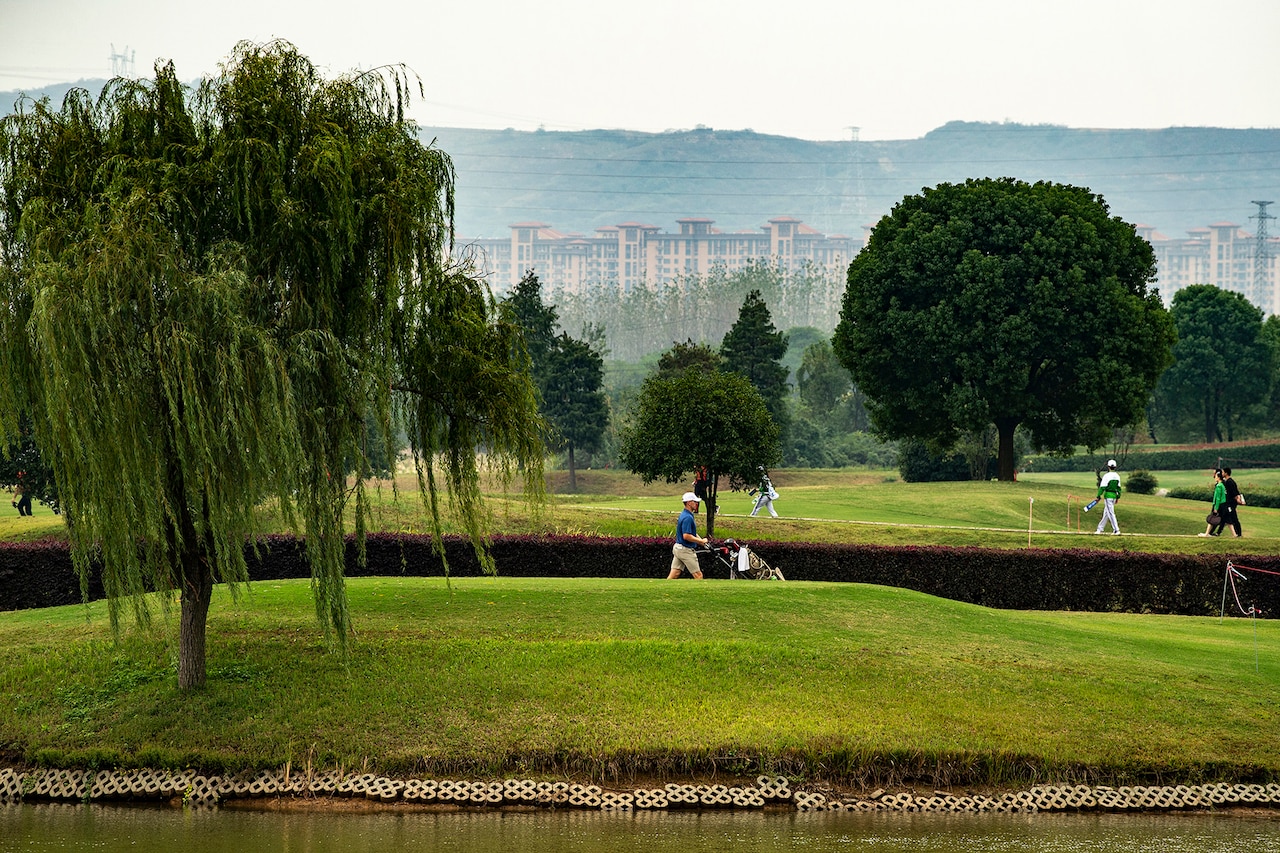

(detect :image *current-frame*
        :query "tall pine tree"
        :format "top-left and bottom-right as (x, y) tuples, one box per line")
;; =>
(542, 333), (609, 491)
(503, 272), (609, 489)
(504, 270), (559, 379)
(719, 290), (791, 438)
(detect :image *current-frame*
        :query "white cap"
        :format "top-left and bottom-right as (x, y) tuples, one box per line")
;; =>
(1107, 459), (1117, 468)
(682, 492), (700, 504)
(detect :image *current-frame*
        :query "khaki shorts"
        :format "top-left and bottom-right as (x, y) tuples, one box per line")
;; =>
(671, 544), (701, 576)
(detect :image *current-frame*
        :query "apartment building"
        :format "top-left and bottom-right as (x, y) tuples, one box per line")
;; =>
(1141, 222), (1280, 315)
(459, 217), (858, 295)
(457, 215), (1280, 314)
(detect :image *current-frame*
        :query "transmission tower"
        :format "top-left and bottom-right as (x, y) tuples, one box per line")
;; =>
(842, 126), (865, 232)
(108, 44), (136, 78)
(1251, 200), (1275, 313)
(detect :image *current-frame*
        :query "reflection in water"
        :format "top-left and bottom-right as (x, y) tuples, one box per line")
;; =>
(3, 803), (1279, 852)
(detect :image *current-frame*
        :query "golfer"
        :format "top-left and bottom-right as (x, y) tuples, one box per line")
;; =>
(668, 491), (708, 579)
(1094, 459), (1122, 535)
(749, 467), (778, 518)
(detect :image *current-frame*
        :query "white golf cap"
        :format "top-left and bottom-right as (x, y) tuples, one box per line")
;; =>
(1107, 459), (1117, 468)
(682, 492), (700, 503)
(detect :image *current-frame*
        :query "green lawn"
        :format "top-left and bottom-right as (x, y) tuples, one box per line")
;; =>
(8, 467), (1280, 554)
(0, 493), (62, 541)
(1, 576), (1276, 787)
(552, 471), (1280, 552)
(5, 468), (1280, 788)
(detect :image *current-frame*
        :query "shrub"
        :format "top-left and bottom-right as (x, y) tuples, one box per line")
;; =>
(1024, 443), (1280, 473)
(898, 440), (972, 482)
(1165, 487), (1213, 503)
(1166, 486), (1280, 509)
(1125, 470), (1158, 494)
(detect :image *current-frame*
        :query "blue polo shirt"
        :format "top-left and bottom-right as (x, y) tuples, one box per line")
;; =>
(675, 508), (698, 546)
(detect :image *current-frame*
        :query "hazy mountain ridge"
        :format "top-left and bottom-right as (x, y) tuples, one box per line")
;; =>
(424, 122), (1280, 242)
(5, 81), (1274, 242)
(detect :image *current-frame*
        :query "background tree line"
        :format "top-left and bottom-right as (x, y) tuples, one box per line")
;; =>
(524, 180), (1280, 482)
(504, 266), (895, 478)
(554, 259), (844, 363)
(412, 273), (1280, 477)
(1147, 284), (1280, 445)
(11, 254), (1280, 507)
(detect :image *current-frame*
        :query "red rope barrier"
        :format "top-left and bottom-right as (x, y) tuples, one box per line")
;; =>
(1227, 562), (1280, 578)
(1226, 565), (1260, 617)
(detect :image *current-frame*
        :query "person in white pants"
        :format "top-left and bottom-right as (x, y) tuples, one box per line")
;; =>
(750, 468), (778, 518)
(1094, 459), (1121, 534)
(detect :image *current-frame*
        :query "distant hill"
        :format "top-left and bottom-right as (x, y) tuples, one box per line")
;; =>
(5, 81), (1276, 244)
(422, 122), (1280, 243)
(0, 79), (110, 119)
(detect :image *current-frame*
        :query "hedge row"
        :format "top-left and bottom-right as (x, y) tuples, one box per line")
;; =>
(1165, 487), (1280, 509)
(1024, 444), (1280, 474)
(3, 533), (1276, 619)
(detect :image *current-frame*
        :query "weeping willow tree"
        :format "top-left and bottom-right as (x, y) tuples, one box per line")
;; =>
(0, 41), (544, 690)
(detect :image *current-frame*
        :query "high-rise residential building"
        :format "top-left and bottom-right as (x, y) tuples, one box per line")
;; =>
(458, 215), (1280, 315)
(458, 217), (857, 295)
(1141, 223), (1280, 315)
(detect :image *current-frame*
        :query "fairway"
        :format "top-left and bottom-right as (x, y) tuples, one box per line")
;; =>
(9, 466), (1280, 555)
(553, 471), (1280, 550)
(1, 575), (1277, 785)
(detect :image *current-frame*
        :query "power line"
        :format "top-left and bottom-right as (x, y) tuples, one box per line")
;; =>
(456, 163), (1280, 184)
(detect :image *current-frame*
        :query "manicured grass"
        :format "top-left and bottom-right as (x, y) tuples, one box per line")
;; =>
(2, 576), (1276, 787)
(0, 495), (63, 541)
(550, 470), (1280, 553)
(8, 467), (1280, 555)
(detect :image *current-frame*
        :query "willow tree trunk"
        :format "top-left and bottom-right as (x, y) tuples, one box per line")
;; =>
(567, 443), (577, 492)
(177, 547), (214, 690)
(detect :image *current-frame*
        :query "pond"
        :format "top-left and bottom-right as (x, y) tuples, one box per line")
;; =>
(3, 804), (1279, 852)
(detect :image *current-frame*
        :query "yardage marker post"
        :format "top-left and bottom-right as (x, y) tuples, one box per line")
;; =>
(1028, 497), (1034, 546)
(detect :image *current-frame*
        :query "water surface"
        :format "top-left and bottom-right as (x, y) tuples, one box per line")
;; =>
(3, 804), (1278, 852)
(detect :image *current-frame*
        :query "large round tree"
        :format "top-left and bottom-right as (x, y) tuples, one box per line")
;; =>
(0, 41), (544, 689)
(833, 177), (1175, 480)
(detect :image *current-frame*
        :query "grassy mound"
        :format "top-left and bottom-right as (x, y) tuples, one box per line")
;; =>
(2, 576), (1275, 789)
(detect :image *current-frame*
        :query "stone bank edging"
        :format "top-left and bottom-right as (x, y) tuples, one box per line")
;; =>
(2, 768), (1278, 813)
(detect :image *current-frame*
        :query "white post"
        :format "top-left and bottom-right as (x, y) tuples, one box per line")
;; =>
(1221, 562), (1230, 621)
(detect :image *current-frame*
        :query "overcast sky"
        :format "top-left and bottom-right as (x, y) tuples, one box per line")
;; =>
(2, 0), (1277, 141)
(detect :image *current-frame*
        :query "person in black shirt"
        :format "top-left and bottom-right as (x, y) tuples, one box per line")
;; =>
(1221, 467), (1244, 538)
(12, 483), (32, 516)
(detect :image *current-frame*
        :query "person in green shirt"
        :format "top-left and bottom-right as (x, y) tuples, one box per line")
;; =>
(1199, 469), (1228, 537)
(1094, 459), (1122, 534)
